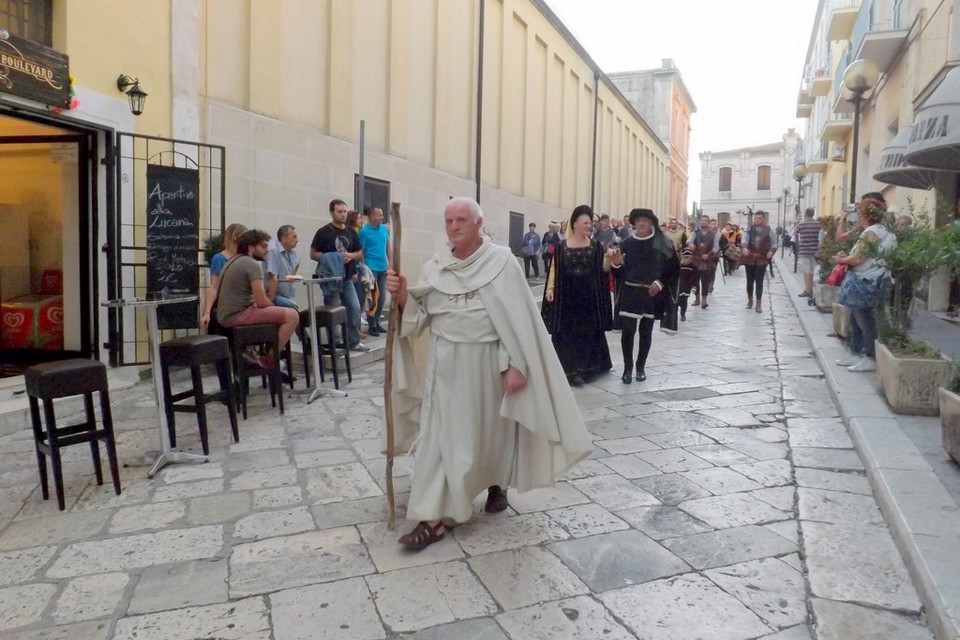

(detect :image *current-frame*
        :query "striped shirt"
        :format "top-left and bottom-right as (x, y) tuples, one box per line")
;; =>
(794, 219), (821, 256)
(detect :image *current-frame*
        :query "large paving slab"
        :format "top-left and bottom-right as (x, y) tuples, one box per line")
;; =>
(0, 266), (941, 639)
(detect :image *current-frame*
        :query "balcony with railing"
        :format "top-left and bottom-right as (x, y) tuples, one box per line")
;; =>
(820, 111), (855, 144)
(826, 0), (862, 41)
(831, 45), (857, 114)
(807, 141), (831, 173)
(811, 67), (833, 97)
(850, 0), (909, 72)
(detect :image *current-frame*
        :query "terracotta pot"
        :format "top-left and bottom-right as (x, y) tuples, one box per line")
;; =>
(940, 387), (960, 463)
(875, 341), (950, 416)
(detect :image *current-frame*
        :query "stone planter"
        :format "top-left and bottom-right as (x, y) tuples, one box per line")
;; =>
(875, 341), (950, 416)
(814, 284), (837, 312)
(941, 387), (960, 463)
(832, 303), (850, 339)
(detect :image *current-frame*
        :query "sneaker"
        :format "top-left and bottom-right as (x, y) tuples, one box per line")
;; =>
(367, 325), (381, 337)
(798, 291), (811, 298)
(848, 357), (876, 372)
(350, 342), (370, 352)
(836, 354), (861, 366)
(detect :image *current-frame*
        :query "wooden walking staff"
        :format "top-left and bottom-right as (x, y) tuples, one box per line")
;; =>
(383, 202), (402, 530)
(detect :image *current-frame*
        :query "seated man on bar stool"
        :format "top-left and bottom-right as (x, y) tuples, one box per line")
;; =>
(202, 229), (299, 369)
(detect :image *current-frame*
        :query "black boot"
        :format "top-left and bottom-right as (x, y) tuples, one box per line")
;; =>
(635, 361), (646, 382)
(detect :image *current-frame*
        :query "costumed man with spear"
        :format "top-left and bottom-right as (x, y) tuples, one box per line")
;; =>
(383, 197), (593, 551)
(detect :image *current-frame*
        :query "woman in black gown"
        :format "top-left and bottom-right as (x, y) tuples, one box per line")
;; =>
(542, 205), (612, 385)
(609, 208), (679, 383)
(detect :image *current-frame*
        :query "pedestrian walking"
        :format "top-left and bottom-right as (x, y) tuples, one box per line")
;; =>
(740, 210), (777, 313)
(542, 205), (613, 386)
(687, 214), (720, 309)
(386, 197), (592, 551)
(609, 209), (679, 384)
(521, 222), (542, 279)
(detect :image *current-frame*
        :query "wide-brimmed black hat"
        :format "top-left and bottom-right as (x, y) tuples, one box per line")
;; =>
(629, 208), (658, 226)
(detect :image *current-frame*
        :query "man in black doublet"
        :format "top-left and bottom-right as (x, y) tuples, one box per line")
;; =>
(610, 208), (679, 383)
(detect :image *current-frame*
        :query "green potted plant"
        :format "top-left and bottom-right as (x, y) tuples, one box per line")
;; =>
(940, 363), (960, 463)
(874, 205), (950, 416)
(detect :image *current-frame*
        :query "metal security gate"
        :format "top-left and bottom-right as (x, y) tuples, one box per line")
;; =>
(108, 133), (225, 365)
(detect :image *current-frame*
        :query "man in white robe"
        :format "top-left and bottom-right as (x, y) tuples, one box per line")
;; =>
(387, 197), (593, 551)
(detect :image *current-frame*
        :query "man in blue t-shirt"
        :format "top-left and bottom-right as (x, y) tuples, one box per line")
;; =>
(358, 206), (390, 336)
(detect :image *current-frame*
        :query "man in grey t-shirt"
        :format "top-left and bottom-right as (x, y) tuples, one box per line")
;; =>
(202, 229), (299, 357)
(592, 214), (616, 249)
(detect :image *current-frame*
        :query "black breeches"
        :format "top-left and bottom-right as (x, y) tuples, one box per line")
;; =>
(621, 316), (655, 372)
(745, 263), (767, 300)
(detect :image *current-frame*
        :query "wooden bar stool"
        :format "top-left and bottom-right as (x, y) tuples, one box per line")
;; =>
(299, 305), (352, 390)
(25, 359), (121, 510)
(219, 323), (284, 419)
(159, 335), (239, 455)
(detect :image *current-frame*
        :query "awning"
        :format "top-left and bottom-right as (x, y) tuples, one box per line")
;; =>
(905, 66), (960, 170)
(874, 125), (938, 189)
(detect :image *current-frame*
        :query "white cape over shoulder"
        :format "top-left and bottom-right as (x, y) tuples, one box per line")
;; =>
(388, 239), (593, 493)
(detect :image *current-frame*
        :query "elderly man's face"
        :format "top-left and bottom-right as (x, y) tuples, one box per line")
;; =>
(445, 203), (482, 250)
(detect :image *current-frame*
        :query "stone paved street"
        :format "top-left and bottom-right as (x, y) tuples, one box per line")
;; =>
(0, 267), (937, 639)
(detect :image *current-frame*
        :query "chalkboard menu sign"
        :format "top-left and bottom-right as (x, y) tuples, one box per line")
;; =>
(146, 164), (200, 329)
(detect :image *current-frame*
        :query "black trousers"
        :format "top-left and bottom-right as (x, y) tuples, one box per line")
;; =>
(745, 263), (767, 300)
(698, 268), (715, 298)
(523, 255), (539, 278)
(621, 316), (655, 373)
(543, 254), (553, 277)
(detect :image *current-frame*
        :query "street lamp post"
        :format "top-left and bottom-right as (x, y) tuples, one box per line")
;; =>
(792, 165), (807, 273)
(792, 164), (808, 218)
(842, 59), (880, 204)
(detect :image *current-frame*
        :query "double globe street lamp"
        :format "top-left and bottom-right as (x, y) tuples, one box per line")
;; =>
(842, 58), (880, 204)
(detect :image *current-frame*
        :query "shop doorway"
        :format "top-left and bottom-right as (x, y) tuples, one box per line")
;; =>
(0, 114), (95, 377)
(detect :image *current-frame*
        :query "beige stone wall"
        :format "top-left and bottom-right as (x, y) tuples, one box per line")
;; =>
(47, 0), (668, 292)
(201, 0), (667, 237)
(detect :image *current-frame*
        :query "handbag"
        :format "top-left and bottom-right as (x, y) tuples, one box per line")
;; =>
(825, 263), (847, 287)
(837, 272), (884, 309)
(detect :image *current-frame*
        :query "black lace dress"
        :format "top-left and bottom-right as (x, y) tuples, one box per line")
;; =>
(542, 240), (612, 380)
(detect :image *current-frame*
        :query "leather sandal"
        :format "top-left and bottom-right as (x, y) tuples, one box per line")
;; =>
(398, 521), (446, 551)
(485, 485), (509, 513)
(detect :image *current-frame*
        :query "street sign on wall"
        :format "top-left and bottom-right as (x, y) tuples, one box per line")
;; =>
(0, 32), (70, 108)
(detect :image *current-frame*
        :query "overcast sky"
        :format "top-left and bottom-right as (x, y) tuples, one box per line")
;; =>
(544, 0), (819, 211)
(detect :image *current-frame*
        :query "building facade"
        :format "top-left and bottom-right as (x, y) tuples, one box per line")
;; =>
(796, 0), (960, 310)
(0, 0), (669, 372)
(698, 133), (802, 230)
(609, 59), (697, 223)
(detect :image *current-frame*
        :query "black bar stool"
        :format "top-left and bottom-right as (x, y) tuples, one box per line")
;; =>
(219, 323), (284, 419)
(159, 335), (239, 455)
(299, 305), (352, 390)
(25, 359), (121, 510)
